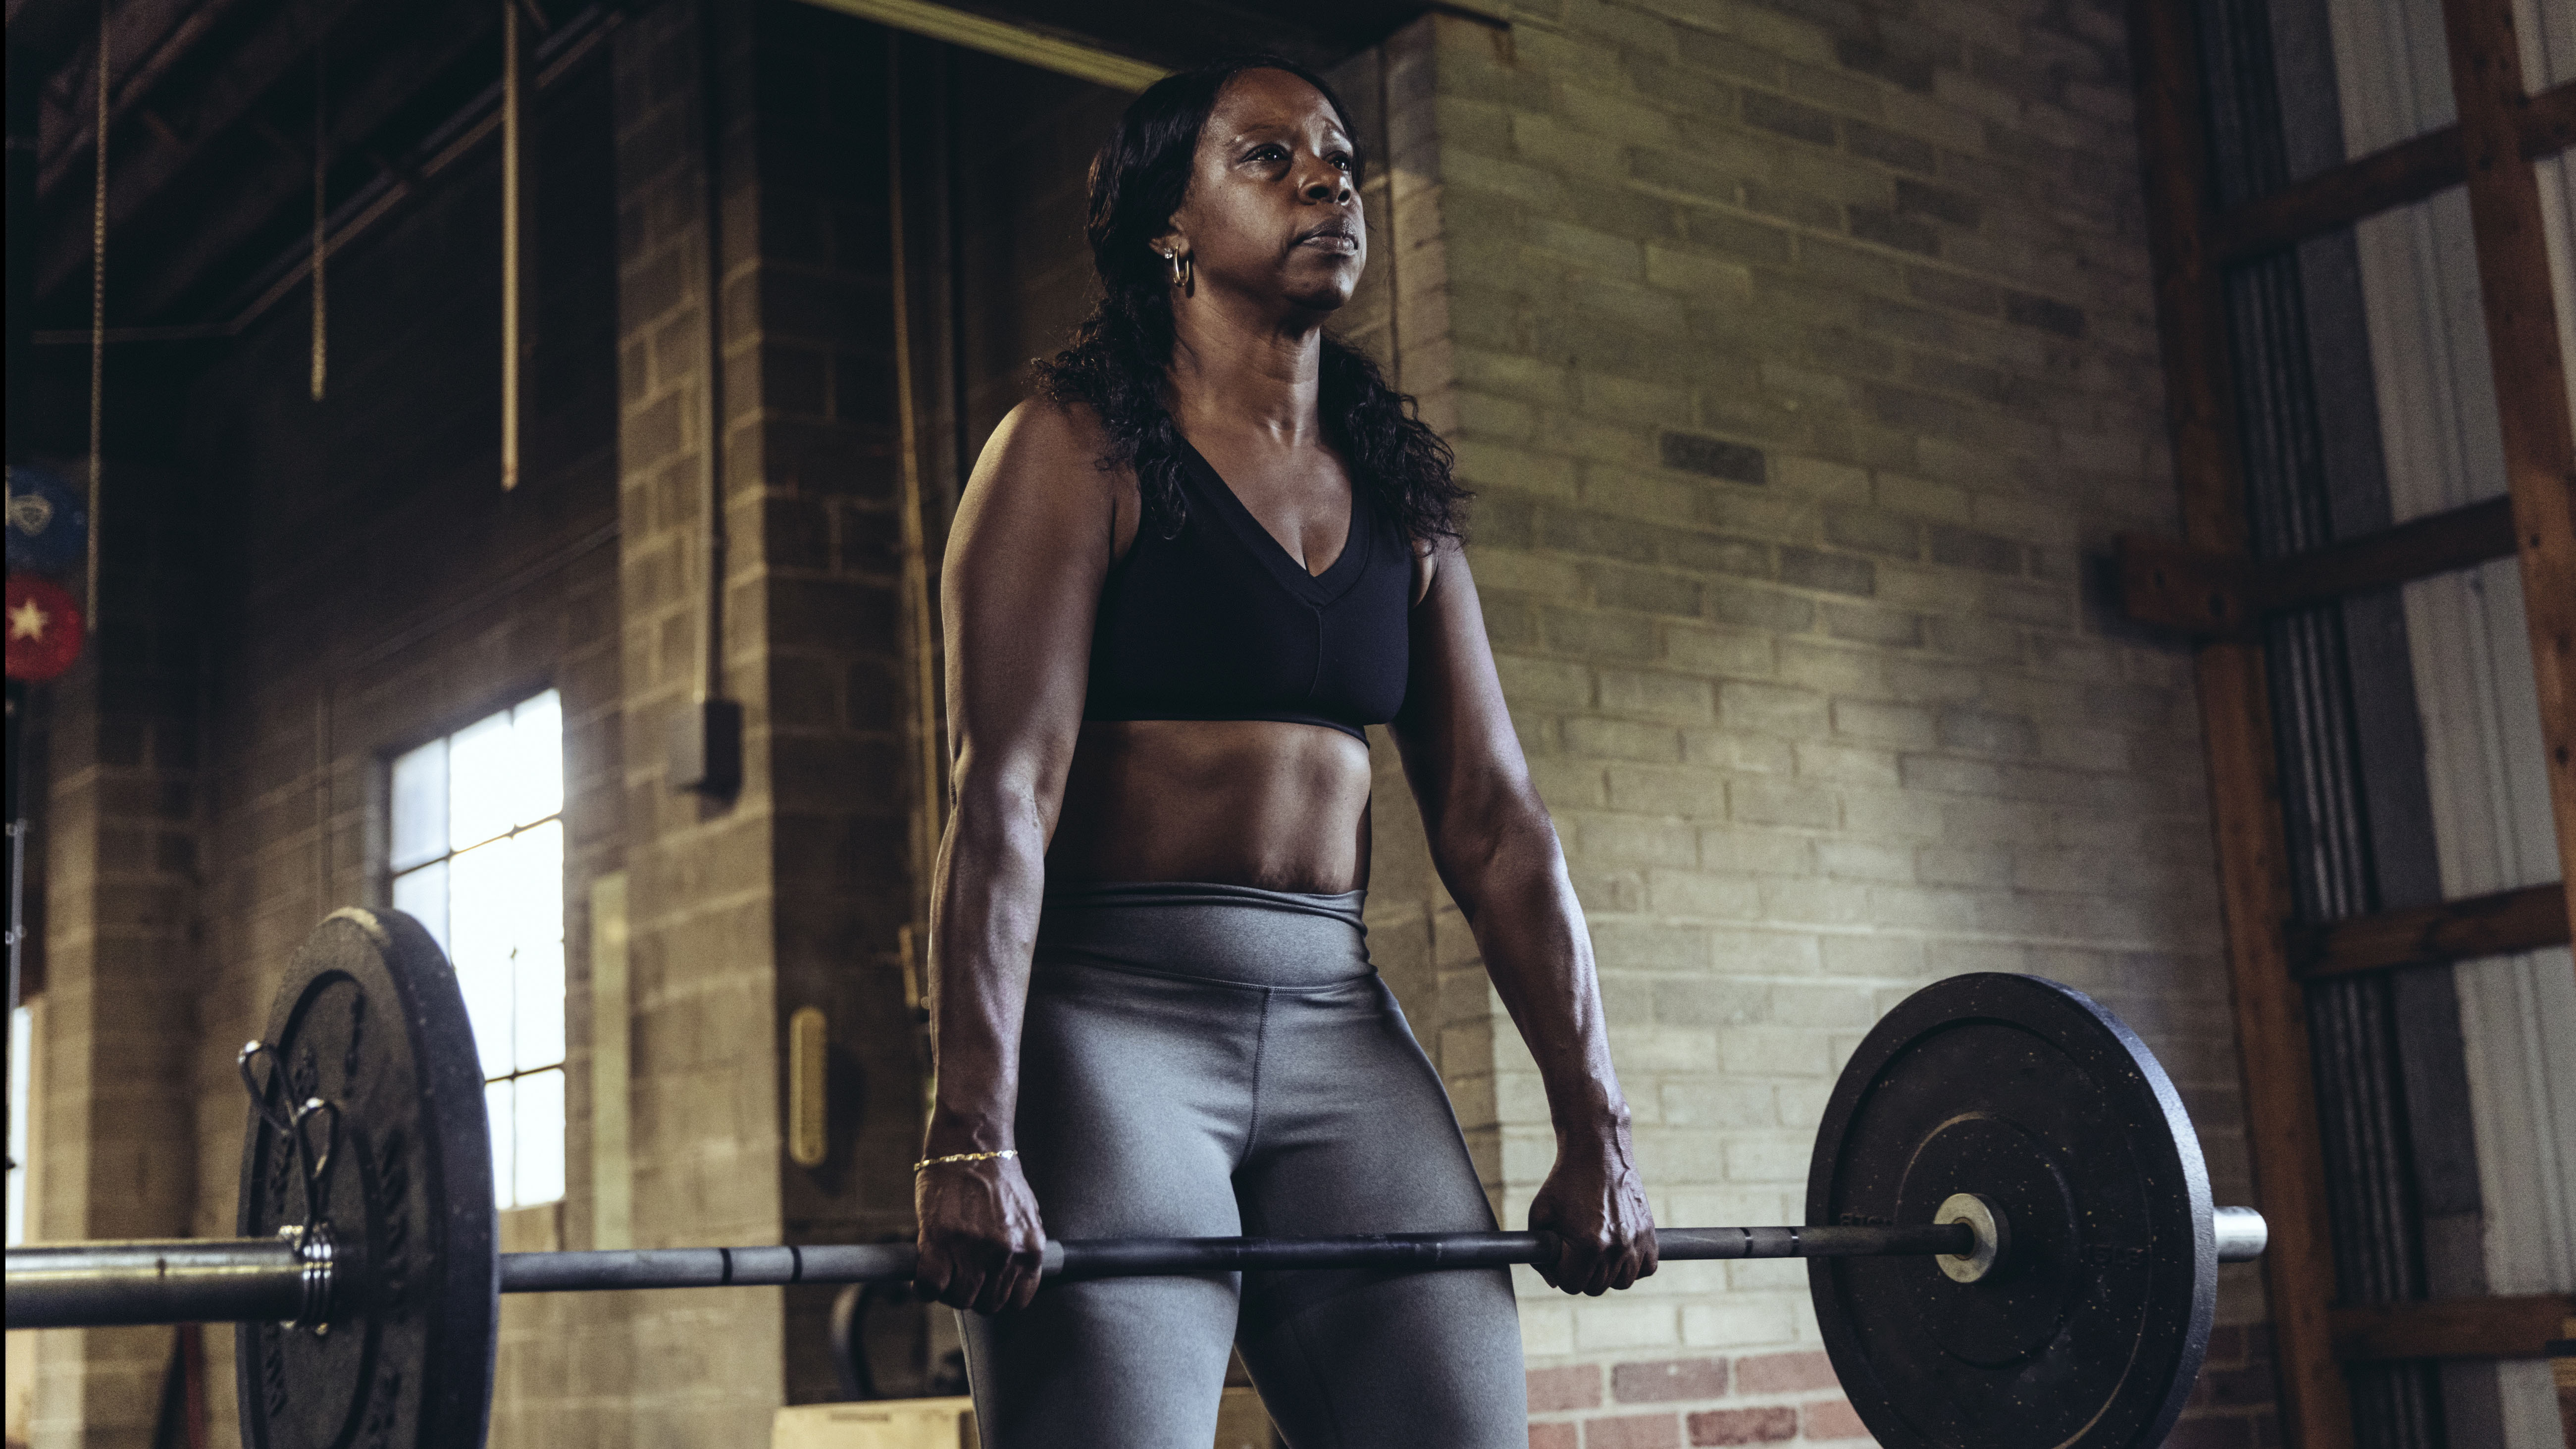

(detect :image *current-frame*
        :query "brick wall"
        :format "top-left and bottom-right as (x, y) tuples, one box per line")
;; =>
(21, 458), (208, 1449)
(7, 2), (2281, 1443)
(1356, 4), (2273, 1444)
(166, 48), (621, 1449)
(949, 53), (1127, 462)
(613, 0), (933, 1426)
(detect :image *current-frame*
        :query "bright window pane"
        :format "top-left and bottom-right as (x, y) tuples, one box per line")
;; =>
(507, 822), (565, 972)
(515, 938), (566, 1074)
(393, 690), (565, 1208)
(512, 691), (564, 827)
(391, 860), (449, 959)
(447, 709), (518, 851)
(449, 840), (519, 1077)
(8, 1005), (32, 1246)
(486, 1078), (517, 1208)
(390, 741), (448, 871)
(514, 1068), (566, 1207)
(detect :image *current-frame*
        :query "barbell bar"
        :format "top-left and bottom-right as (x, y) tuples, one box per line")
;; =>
(0, 911), (2272, 1449)
(1, 1211), (2271, 1332)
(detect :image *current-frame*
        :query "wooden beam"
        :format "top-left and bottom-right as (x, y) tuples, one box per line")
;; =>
(2208, 128), (2463, 264)
(34, 0), (364, 291)
(2201, 80), (2568, 265)
(793, 0), (1169, 91)
(2117, 495), (2519, 633)
(2438, 0), (2576, 937)
(2123, 1), (2353, 1444)
(2329, 1294), (2576, 1360)
(2523, 80), (2576, 160)
(2118, 530), (2253, 634)
(2288, 882), (2572, 979)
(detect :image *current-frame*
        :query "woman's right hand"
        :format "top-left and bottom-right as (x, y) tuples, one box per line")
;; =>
(914, 1154), (1050, 1314)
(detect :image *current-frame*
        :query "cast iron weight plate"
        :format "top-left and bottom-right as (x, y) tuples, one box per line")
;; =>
(1806, 974), (2216, 1449)
(237, 908), (497, 1449)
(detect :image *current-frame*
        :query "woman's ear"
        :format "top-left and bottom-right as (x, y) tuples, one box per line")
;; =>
(1150, 227), (1192, 292)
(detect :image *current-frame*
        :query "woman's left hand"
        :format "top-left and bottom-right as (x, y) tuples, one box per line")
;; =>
(1526, 1119), (1658, 1295)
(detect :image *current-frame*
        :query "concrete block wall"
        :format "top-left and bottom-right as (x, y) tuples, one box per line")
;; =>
(1355, 4), (2275, 1444)
(609, 0), (796, 1434)
(165, 49), (621, 1449)
(615, 0), (932, 1423)
(737, 0), (943, 1403)
(21, 459), (209, 1449)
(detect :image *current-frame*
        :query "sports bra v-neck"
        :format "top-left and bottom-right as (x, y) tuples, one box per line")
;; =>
(1082, 437), (1410, 742)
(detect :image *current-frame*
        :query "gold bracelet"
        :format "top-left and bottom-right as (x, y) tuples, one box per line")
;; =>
(914, 1148), (1019, 1173)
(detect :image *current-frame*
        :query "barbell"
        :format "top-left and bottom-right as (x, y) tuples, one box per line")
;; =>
(4, 908), (2267, 1449)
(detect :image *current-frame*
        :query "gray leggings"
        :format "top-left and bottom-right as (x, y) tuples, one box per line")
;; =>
(960, 881), (1527, 1449)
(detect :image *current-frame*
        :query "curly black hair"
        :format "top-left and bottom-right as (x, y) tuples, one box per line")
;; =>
(1035, 54), (1468, 545)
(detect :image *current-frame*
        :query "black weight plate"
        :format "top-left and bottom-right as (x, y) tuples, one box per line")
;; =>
(237, 908), (497, 1449)
(1806, 974), (2215, 1449)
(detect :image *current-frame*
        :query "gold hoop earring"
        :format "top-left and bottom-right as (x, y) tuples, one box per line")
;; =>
(1166, 251), (1191, 290)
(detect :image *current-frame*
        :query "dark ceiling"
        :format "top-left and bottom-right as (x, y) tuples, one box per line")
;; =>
(4, 0), (1450, 341)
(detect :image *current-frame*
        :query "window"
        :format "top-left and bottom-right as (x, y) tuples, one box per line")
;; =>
(390, 691), (565, 1209)
(7, 1003), (31, 1246)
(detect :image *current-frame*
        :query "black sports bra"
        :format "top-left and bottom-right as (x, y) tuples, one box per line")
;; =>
(1083, 438), (1411, 742)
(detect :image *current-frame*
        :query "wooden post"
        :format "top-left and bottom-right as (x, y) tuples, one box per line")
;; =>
(2122, 1), (2355, 1443)
(2436, 0), (2576, 913)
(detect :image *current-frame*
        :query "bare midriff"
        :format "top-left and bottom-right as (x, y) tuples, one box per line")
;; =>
(1043, 718), (1375, 893)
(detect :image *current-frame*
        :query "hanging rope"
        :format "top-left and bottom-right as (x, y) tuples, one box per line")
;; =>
(500, 0), (521, 489)
(310, 8), (327, 401)
(87, 0), (108, 629)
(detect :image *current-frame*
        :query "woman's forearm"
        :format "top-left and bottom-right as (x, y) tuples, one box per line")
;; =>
(1438, 804), (1631, 1138)
(922, 783), (1051, 1155)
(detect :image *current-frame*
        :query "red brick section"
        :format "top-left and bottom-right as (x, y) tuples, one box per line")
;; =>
(1683, 1406), (1798, 1445)
(1530, 1363), (1607, 1413)
(1531, 1425), (1580, 1449)
(1584, 1412), (1683, 1449)
(1730, 1350), (1838, 1394)
(1614, 1356), (1730, 1402)
(1801, 1399), (1870, 1442)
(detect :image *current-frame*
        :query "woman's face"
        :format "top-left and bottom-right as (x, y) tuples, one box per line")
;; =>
(1164, 69), (1364, 314)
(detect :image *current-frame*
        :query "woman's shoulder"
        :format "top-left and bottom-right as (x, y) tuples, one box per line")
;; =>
(958, 397), (1140, 556)
(986, 395), (1118, 468)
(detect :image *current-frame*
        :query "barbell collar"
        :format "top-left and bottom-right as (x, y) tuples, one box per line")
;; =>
(2214, 1205), (2267, 1263)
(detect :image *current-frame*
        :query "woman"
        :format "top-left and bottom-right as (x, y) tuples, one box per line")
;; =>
(915, 54), (1655, 1448)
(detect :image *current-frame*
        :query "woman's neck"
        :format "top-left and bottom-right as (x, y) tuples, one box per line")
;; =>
(1165, 290), (1328, 450)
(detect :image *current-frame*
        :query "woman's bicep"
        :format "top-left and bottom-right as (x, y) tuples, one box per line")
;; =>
(941, 405), (1116, 814)
(1391, 542), (1538, 837)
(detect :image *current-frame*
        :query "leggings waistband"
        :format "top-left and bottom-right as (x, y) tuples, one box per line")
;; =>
(1034, 881), (1371, 988)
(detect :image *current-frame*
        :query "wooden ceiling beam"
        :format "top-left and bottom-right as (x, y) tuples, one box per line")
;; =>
(30, 0), (376, 301)
(41, 0), (492, 323)
(33, 0), (256, 193)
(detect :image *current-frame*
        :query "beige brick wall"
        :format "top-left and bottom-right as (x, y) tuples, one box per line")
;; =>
(21, 459), (209, 1449)
(1356, 5), (2271, 1444)
(186, 51), (630, 1444)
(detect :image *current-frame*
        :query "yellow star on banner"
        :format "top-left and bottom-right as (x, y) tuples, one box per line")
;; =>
(7, 597), (49, 642)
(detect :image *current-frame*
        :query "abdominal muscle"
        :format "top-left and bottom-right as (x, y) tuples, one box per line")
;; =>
(1043, 719), (1377, 893)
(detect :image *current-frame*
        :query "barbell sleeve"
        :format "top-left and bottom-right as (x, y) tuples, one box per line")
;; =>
(5, 1237), (312, 1330)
